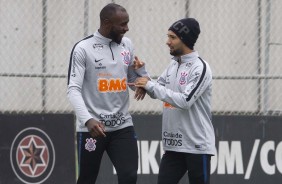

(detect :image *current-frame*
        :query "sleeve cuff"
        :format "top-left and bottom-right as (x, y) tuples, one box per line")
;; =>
(135, 66), (148, 77)
(145, 80), (154, 92)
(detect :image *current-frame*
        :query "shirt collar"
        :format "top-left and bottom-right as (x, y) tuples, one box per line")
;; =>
(94, 30), (113, 44)
(172, 51), (199, 64)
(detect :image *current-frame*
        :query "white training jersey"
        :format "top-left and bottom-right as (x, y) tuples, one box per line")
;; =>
(67, 31), (148, 132)
(145, 51), (216, 155)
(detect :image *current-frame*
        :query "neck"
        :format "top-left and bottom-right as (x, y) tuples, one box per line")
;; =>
(98, 28), (109, 39)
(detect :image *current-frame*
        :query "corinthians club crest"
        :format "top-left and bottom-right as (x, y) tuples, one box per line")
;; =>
(121, 51), (130, 65)
(85, 138), (97, 152)
(10, 127), (55, 184)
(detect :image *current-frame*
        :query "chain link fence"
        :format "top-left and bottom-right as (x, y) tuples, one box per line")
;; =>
(0, 0), (281, 115)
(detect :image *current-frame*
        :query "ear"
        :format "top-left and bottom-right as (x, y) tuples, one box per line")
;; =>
(103, 19), (112, 27)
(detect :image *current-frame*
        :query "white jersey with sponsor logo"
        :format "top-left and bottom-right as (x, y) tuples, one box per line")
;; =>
(145, 51), (215, 155)
(67, 31), (148, 132)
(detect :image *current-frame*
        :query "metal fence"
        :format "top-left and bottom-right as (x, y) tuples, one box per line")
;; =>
(0, 0), (281, 115)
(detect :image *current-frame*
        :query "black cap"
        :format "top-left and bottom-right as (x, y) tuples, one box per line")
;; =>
(168, 18), (200, 50)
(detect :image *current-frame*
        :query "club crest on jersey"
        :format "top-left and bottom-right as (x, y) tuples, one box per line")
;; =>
(121, 51), (130, 65)
(179, 72), (188, 85)
(85, 138), (97, 152)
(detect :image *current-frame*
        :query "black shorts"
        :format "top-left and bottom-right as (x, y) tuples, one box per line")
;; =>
(157, 151), (211, 184)
(76, 126), (138, 184)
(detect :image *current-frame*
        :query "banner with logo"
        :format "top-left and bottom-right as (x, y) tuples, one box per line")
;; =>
(1, 114), (281, 183)
(0, 114), (76, 184)
(95, 115), (282, 184)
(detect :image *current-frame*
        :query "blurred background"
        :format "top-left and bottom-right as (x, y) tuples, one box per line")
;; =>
(1, 0), (281, 116)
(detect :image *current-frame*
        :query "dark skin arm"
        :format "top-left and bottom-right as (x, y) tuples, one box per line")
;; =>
(131, 56), (146, 101)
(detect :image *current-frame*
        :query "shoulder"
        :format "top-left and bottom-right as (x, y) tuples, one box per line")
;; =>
(193, 57), (212, 80)
(76, 35), (94, 47)
(69, 36), (94, 58)
(121, 36), (133, 47)
(198, 57), (211, 73)
(70, 35), (95, 55)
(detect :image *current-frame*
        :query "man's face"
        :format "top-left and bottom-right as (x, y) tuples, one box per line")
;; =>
(166, 30), (185, 56)
(109, 10), (129, 44)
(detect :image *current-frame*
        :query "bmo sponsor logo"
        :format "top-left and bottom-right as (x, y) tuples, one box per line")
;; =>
(112, 139), (282, 179)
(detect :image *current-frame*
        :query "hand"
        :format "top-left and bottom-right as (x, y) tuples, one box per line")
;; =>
(86, 119), (106, 138)
(132, 56), (145, 70)
(134, 87), (146, 101)
(134, 77), (150, 88)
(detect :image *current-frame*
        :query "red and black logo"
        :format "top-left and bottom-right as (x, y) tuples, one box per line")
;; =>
(10, 127), (55, 184)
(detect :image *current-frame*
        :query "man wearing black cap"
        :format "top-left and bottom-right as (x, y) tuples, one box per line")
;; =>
(134, 18), (215, 184)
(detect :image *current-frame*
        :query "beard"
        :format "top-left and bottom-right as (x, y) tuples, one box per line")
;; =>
(109, 28), (123, 44)
(170, 48), (184, 56)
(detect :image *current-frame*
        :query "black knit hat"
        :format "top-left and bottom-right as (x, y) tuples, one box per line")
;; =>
(168, 18), (200, 50)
